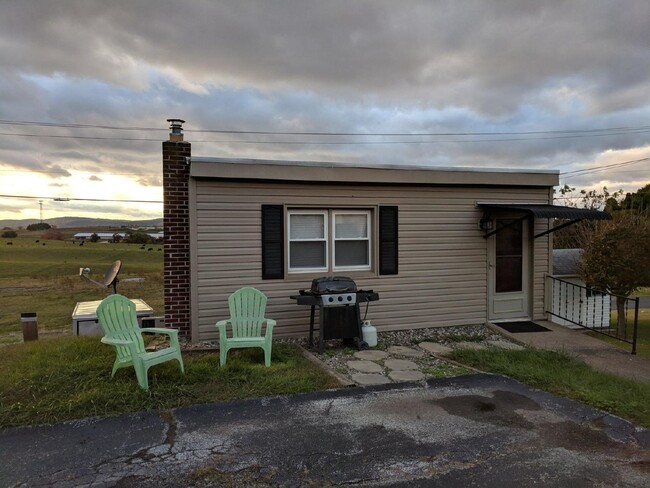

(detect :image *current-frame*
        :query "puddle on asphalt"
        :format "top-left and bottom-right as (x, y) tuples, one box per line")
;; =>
(432, 390), (541, 429)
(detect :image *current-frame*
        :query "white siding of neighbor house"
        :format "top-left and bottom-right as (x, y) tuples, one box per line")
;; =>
(550, 276), (611, 328)
(190, 180), (551, 341)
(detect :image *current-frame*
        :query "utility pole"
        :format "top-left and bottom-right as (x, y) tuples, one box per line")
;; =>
(39, 200), (43, 223)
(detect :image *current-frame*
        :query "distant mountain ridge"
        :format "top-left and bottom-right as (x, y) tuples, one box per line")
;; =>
(0, 216), (164, 229)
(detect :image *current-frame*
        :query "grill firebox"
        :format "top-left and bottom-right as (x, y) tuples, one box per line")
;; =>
(291, 276), (379, 353)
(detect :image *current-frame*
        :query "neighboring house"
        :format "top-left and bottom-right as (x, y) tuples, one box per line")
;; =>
(74, 232), (163, 241)
(161, 121), (610, 342)
(549, 248), (610, 329)
(74, 232), (125, 241)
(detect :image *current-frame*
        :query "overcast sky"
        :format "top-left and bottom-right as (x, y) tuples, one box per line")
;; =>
(1, 1), (649, 221)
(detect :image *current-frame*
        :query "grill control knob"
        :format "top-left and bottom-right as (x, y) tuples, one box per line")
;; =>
(337, 296), (343, 302)
(328, 297), (334, 303)
(347, 296), (352, 301)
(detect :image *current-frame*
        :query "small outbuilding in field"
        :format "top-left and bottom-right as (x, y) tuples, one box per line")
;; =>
(161, 120), (610, 342)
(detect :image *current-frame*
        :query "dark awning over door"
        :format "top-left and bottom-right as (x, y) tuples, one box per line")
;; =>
(478, 203), (611, 239)
(478, 203), (611, 220)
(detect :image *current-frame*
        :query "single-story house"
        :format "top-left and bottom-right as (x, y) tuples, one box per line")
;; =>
(161, 120), (610, 342)
(74, 232), (163, 241)
(548, 248), (610, 329)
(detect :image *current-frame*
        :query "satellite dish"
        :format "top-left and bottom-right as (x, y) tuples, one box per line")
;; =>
(79, 260), (144, 294)
(103, 260), (122, 293)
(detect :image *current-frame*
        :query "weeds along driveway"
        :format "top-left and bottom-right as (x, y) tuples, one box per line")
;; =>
(1, 374), (648, 487)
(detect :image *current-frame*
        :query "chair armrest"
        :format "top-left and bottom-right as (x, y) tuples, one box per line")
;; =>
(264, 318), (276, 336)
(101, 337), (133, 346)
(216, 319), (231, 344)
(141, 327), (178, 336)
(101, 336), (139, 357)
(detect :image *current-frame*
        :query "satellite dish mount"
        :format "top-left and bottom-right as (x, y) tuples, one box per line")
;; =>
(79, 260), (122, 294)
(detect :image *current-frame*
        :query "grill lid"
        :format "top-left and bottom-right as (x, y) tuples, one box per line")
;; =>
(310, 276), (357, 294)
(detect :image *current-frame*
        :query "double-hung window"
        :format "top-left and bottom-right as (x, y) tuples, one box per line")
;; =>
(287, 209), (371, 273)
(288, 210), (328, 272)
(332, 211), (370, 270)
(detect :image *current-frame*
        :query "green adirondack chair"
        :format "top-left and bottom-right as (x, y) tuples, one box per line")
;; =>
(216, 287), (276, 367)
(96, 294), (185, 390)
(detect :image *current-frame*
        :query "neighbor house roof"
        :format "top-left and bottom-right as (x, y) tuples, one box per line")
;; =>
(553, 248), (582, 276)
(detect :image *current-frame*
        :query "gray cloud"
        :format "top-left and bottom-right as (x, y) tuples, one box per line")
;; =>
(0, 0), (648, 220)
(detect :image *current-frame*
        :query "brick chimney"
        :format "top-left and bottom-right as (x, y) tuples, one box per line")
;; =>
(162, 119), (191, 338)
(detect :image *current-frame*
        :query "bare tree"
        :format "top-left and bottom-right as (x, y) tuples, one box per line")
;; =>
(578, 211), (650, 338)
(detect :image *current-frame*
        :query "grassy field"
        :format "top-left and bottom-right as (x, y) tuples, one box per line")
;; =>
(0, 236), (163, 342)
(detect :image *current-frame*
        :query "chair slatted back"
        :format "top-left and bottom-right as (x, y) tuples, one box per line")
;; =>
(97, 294), (145, 358)
(227, 287), (267, 338)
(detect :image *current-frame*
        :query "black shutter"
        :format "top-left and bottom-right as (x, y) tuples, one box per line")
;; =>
(261, 205), (284, 279)
(379, 206), (398, 275)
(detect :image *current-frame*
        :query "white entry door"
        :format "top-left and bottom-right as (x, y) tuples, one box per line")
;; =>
(488, 218), (530, 321)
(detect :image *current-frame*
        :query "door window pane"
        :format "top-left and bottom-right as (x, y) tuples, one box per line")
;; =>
(496, 219), (523, 293)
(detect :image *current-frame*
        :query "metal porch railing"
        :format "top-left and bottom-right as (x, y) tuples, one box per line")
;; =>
(546, 276), (640, 355)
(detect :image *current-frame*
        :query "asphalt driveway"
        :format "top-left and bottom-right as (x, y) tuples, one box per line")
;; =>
(1, 374), (648, 487)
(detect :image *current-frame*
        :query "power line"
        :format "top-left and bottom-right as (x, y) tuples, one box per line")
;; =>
(1, 118), (650, 137)
(560, 157), (649, 179)
(2, 129), (650, 145)
(0, 194), (162, 204)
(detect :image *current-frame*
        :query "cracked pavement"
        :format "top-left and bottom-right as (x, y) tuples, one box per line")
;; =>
(1, 374), (648, 487)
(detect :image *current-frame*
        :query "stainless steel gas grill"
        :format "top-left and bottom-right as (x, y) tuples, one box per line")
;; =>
(290, 276), (379, 354)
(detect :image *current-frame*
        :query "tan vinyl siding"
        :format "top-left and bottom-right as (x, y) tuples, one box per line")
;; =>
(191, 180), (551, 341)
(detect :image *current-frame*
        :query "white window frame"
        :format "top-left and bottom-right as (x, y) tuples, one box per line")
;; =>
(287, 210), (329, 273)
(332, 210), (372, 271)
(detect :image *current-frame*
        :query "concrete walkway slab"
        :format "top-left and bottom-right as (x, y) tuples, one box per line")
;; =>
(1, 375), (647, 487)
(385, 358), (419, 371)
(350, 373), (391, 386)
(389, 370), (425, 382)
(489, 321), (650, 383)
(347, 360), (383, 373)
(354, 350), (388, 361)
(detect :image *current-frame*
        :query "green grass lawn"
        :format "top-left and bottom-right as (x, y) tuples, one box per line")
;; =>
(0, 337), (342, 427)
(449, 347), (650, 428)
(586, 309), (650, 358)
(0, 237), (164, 340)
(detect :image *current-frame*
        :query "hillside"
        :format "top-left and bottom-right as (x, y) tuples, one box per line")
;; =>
(0, 216), (164, 229)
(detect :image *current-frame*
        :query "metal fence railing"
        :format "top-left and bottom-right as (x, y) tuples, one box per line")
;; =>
(546, 276), (639, 355)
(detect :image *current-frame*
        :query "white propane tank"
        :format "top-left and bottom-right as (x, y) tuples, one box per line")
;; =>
(362, 320), (378, 347)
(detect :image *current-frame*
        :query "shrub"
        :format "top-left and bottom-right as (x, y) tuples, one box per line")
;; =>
(1, 230), (17, 238)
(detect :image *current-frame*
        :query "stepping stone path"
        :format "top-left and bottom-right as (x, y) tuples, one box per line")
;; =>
(386, 346), (424, 358)
(418, 342), (453, 355)
(347, 360), (383, 373)
(354, 350), (389, 360)
(338, 336), (521, 386)
(351, 373), (391, 386)
(384, 359), (419, 371)
(389, 370), (425, 382)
